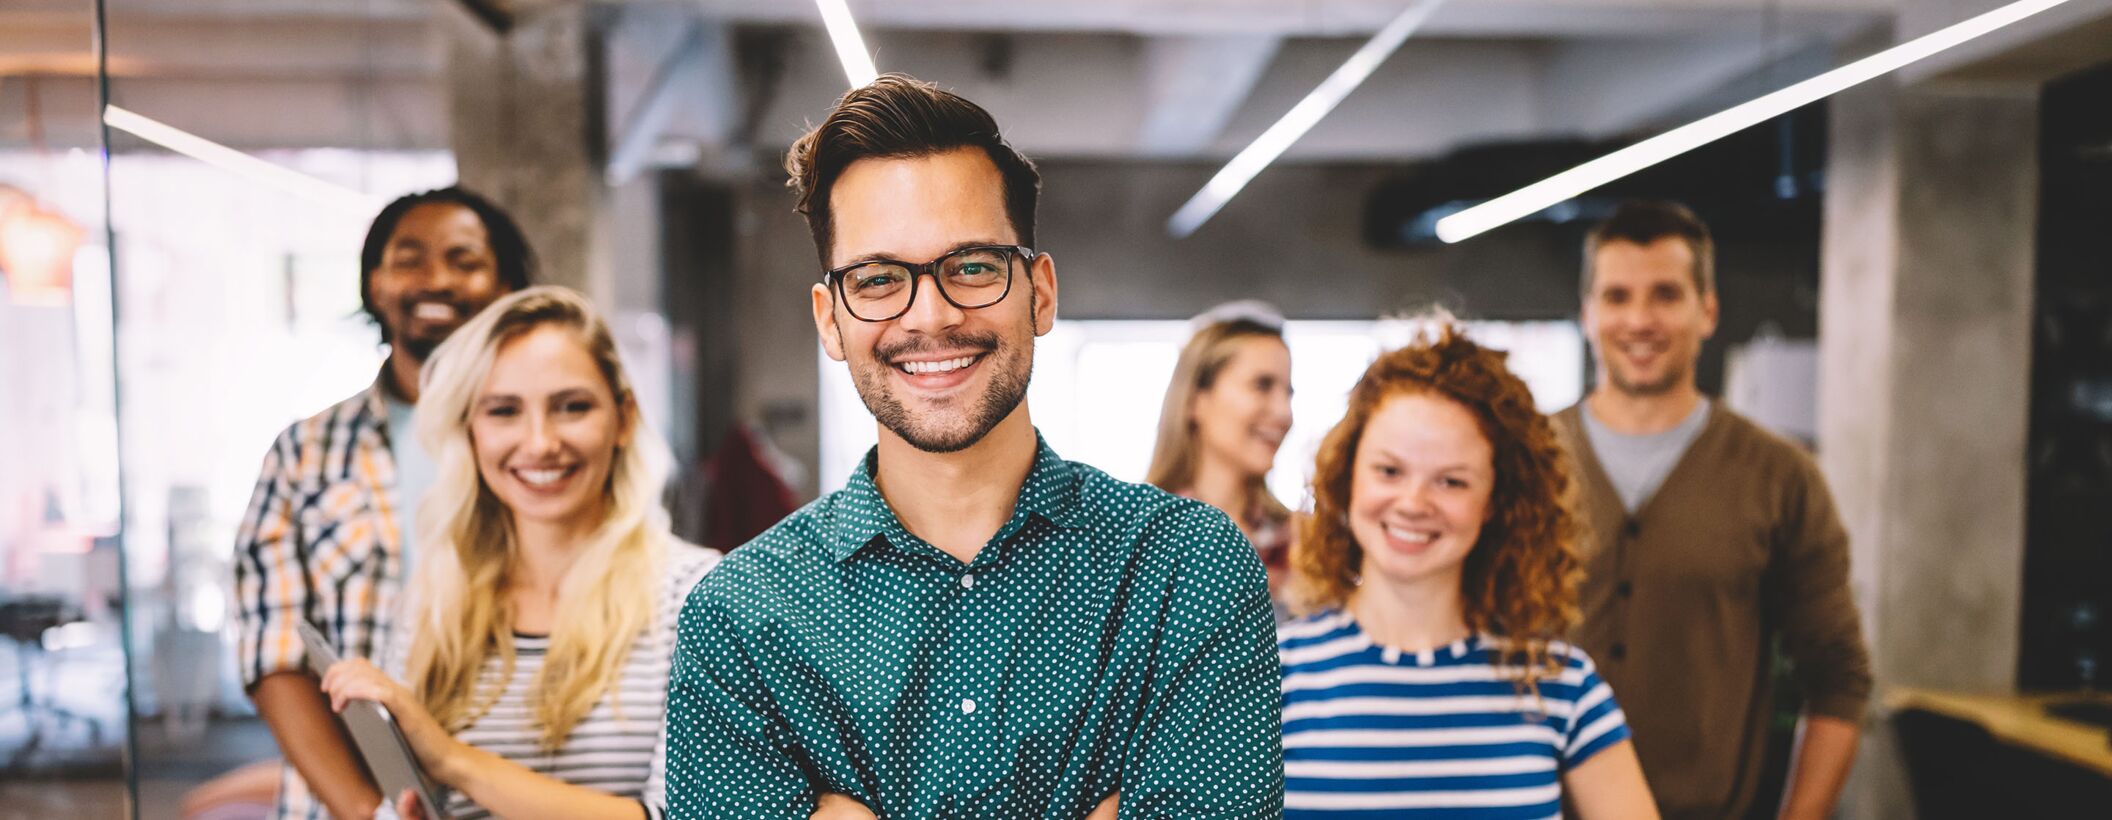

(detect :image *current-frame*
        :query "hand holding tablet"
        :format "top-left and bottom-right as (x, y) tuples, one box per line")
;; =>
(297, 621), (452, 817)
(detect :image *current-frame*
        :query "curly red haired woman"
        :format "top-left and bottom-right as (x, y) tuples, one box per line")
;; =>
(1277, 320), (1658, 819)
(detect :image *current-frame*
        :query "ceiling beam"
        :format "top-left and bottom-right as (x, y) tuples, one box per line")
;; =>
(684, 0), (1890, 38)
(454, 0), (513, 34)
(1537, 33), (1832, 140)
(605, 19), (737, 184)
(1900, 0), (2112, 83)
(1135, 34), (1280, 157)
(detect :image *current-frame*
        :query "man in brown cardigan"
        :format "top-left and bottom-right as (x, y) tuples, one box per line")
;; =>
(1552, 201), (1871, 820)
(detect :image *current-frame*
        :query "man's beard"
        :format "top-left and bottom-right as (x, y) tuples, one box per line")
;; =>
(396, 335), (441, 362)
(848, 327), (1033, 454)
(1606, 357), (1688, 397)
(390, 293), (474, 364)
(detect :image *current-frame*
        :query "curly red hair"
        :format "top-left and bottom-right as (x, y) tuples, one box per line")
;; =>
(1291, 321), (1584, 687)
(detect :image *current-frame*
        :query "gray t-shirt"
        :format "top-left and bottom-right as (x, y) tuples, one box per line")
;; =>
(385, 396), (438, 573)
(1580, 398), (1711, 514)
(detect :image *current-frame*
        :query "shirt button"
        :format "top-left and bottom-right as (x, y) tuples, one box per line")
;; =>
(960, 698), (977, 714)
(1609, 642), (1628, 661)
(1622, 519), (1642, 539)
(1616, 580), (1633, 598)
(960, 574), (975, 590)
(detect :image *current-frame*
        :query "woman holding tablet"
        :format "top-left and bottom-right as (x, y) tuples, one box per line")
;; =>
(1278, 321), (1657, 819)
(321, 286), (717, 819)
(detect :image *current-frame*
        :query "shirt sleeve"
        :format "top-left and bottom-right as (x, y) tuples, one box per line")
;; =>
(660, 578), (817, 819)
(1560, 647), (1632, 768)
(1118, 504), (1285, 819)
(1767, 454), (1873, 724)
(233, 430), (310, 689)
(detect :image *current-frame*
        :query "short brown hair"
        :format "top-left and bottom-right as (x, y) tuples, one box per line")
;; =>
(1292, 321), (1583, 687)
(785, 73), (1041, 266)
(1582, 200), (1714, 299)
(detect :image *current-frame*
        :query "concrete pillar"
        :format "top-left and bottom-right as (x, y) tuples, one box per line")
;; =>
(441, 3), (613, 307)
(439, 5), (683, 470)
(1817, 70), (2039, 820)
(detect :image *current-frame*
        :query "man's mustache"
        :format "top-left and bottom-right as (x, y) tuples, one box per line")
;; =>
(875, 332), (1000, 364)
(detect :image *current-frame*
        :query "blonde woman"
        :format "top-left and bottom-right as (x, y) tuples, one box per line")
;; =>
(1146, 302), (1295, 612)
(320, 286), (718, 819)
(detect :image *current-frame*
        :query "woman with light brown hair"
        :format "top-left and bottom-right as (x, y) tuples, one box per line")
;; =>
(1146, 301), (1295, 613)
(1277, 319), (1657, 818)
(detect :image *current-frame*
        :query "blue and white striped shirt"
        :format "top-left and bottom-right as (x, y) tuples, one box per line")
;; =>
(1279, 610), (1631, 819)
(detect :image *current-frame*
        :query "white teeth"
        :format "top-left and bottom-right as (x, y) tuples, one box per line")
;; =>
(517, 468), (569, 487)
(413, 302), (458, 321)
(900, 356), (976, 375)
(1384, 524), (1437, 544)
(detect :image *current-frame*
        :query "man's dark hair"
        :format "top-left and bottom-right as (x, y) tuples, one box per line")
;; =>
(358, 186), (535, 326)
(1581, 200), (1714, 299)
(785, 73), (1041, 266)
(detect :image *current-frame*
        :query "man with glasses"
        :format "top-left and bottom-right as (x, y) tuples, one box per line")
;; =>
(662, 74), (1283, 818)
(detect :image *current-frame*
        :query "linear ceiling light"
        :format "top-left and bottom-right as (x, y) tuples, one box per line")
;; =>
(1168, 0), (1449, 238)
(816, 0), (879, 87)
(101, 105), (382, 216)
(1435, 0), (2073, 244)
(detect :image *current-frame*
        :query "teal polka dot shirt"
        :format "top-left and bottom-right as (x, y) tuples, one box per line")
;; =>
(663, 433), (1284, 818)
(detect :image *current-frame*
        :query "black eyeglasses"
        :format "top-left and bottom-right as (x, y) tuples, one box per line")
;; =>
(823, 245), (1034, 323)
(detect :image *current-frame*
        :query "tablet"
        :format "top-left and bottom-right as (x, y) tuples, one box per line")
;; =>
(298, 620), (452, 815)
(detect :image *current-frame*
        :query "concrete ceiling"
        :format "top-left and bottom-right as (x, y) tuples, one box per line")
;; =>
(1, 0), (1906, 161)
(682, 0), (1893, 38)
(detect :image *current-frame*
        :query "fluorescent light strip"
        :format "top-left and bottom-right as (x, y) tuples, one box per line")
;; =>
(1169, 0), (1449, 238)
(816, 0), (879, 87)
(1435, 0), (2072, 244)
(102, 105), (381, 216)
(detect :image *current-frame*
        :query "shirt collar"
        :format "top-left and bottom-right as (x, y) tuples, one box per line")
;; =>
(824, 430), (1084, 564)
(362, 368), (402, 444)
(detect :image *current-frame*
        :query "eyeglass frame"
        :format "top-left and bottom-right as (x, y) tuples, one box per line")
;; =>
(821, 244), (1038, 323)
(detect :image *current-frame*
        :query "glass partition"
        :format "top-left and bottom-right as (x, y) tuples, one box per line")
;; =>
(96, 1), (454, 817)
(0, 0), (132, 815)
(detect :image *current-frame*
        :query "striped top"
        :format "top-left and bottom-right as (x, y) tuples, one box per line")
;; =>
(387, 542), (719, 820)
(1278, 610), (1631, 819)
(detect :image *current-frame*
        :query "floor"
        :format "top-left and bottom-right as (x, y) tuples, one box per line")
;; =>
(2, 711), (279, 820)
(4, 610), (279, 819)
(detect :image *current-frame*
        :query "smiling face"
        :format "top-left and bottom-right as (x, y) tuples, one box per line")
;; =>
(367, 202), (509, 363)
(810, 146), (1058, 453)
(1583, 237), (1719, 398)
(1349, 391), (1495, 592)
(468, 324), (630, 530)
(1192, 335), (1293, 480)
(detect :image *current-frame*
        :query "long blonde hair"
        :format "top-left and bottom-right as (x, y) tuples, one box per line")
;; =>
(1145, 316), (1292, 525)
(405, 285), (673, 750)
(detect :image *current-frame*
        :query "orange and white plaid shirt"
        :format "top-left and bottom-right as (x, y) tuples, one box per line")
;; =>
(232, 379), (408, 819)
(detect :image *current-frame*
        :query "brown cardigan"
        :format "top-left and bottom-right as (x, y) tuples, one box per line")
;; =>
(1554, 402), (1871, 820)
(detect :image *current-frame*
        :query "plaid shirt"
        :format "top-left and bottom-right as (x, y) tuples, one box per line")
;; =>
(233, 378), (408, 820)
